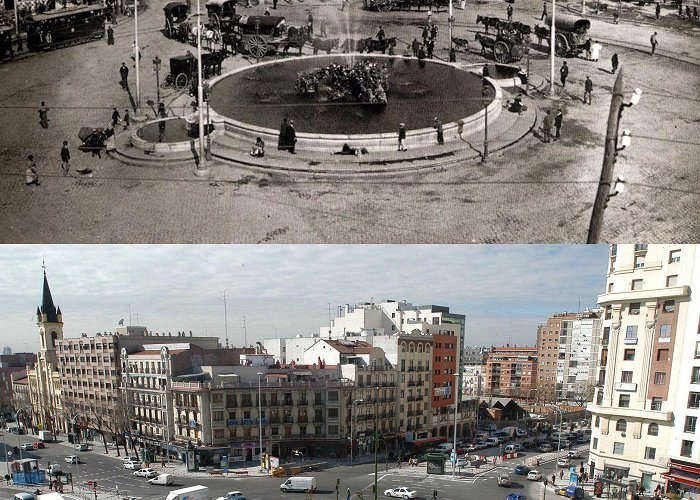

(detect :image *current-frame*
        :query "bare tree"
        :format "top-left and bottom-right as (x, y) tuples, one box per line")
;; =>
(85, 400), (115, 455)
(571, 381), (596, 406)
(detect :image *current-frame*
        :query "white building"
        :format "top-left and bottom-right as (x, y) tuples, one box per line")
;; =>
(587, 244), (700, 496)
(557, 310), (602, 401)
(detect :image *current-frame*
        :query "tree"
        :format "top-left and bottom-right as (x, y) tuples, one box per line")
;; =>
(570, 381), (596, 406)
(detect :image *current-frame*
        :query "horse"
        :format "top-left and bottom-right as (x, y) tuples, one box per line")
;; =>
(474, 32), (495, 57)
(311, 36), (339, 54)
(452, 36), (470, 52)
(191, 25), (219, 50)
(282, 25), (310, 55)
(533, 24), (549, 46)
(340, 37), (366, 53)
(362, 36), (396, 53)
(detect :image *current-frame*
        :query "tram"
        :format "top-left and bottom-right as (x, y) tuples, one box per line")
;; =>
(24, 4), (106, 51)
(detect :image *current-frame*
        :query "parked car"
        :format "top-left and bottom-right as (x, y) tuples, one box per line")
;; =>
(123, 456), (139, 464)
(47, 464), (62, 475)
(215, 492), (246, 500)
(383, 486), (418, 498)
(516, 429), (528, 438)
(567, 450), (581, 459)
(506, 494), (527, 500)
(13, 494), (36, 500)
(527, 470), (542, 481)
(497, 474), (512, 487)
(64, 455), (79, 464)
(513, 465), (531, 475)
(556, 485), (584, 499)
(148, 473), (175, 486)
(20, 443), (33, 451)
(76, 443), (89, 451)
(124, 461), (141, 470)
(539, 443), (554, 452)
(576, 436), (589, 444)
(487, 424), (498, 431)
(134, 468), (158, 478)
(557, 458), (570, 467)
(33, 442), (45, 449)
(521, 441), (536, 449)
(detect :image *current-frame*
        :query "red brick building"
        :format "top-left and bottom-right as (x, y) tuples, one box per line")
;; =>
(484, 346), (538, 398)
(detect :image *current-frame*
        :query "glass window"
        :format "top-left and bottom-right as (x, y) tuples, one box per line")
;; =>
(631, 279), (643, 291)
(645, 447), (656, 460)
(624, 349), (635, 361)
(621, 371), (633, 383)
(667, 275), (678, 287)
(651, 397), (663, 411)
(613, 442), (625, 455)
(654, 372), (666, 385)
(616, 419), (627, 432)
(689, 392), (700, 409)
(669, 250), (681, 263)
(593, 437), (598, 450)
(692, 367), (700, 384)
(629, 303), (641, 315)
(595, 416), (601, 428)
(658, 349), (670, 362)
(685, 416), (697, 433)
(648, 423), (659, 436)
(634, 256), (645, 269)
(619, 395), (630, 408)
(663, 300), (675, 313)
(680, 440), (693, 458)
(659, 324), (672, 340)
(695, 342), (700, 359)
(626, 326), (638, 339)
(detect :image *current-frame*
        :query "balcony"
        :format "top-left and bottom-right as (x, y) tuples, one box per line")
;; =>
(598, 285), (689, 306)
(614, 382), (637, 392)
(314, 416), (325, 423)
(623, 338), (638, 345)
(298, 416), (309, 424)
(283, 416), (294, 424)
(298, 399), (309, 406)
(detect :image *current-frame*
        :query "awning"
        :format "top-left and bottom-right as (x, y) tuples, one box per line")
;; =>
(175, 372), (208, 379)
(266, 374), (288, 379)
(293, 371), (312, 376)
(661, 473), (700, 489)
(407, 437), (446, 445)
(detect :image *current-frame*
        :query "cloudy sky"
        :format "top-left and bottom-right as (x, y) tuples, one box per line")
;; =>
(0, 245), (609, 352)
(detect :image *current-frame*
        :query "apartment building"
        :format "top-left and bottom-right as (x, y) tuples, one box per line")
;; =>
(0, 353), (36, 406)
(462, 346), (490, 366)
(587, 244), (700, 495)
(484, 346), (538, 398)
(462, 365), (485, 398)
(536, 310), (602, 402)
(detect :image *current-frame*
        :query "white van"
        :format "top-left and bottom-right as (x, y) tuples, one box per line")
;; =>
(436, 443), (453, 453)
(148, 473), (174, 485)
(485, 437), (499, 447)
(280, 477), (317, 493)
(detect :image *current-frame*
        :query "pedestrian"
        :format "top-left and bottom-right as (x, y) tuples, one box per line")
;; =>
(112, 107), (121, 127)
(584, 75), (593, 104)
(286, 119), (297, 154)
(583, 37), (591, 60)
(411, 37), (420, 56)
(552, 474), (556, 485)
(38, 101), (50, 128)
(433, 117), (444, 145)
(542, 110), (552, 143)
(398, 122), (407, 151)
(60, 141), (71, 175)
(449, 46), (456, 62)
(26, 155), (40, 187)
(678, 2), (683, 16)
(686, 4), (691, 17)
(376, 25), (385, 42)
(307, 12), (313, 34)
(430, 23), (438, 40)
(537, 458), (540, 467)
(507, 4), (513, 21)
(655, 1), (661, 18)
(119, 62), (129, 88)
(346, 488), (351, 500)
(554, 108), (562, 140)
(591, 40), (602, 61)
(278, 117), (288, 150)
(426, 38), (434, 58)
(417, 44), (426, 60)
(650, 31), (658, 54)
(559, 61), (568, 87)
(123, 109), (130, 130)
(107, 24), (114, 44)
(560, 469), (564, 480)
(422, 25), (429, 43)
(540, 1), (547, 20)
(158, 101), (167, 118)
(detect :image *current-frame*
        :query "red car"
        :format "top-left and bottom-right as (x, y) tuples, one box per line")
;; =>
(33, 442), (45, 449)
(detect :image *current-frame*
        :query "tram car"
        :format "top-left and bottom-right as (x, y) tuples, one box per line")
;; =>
(24, 4), (105, 51)
(205, 0), (237, 31)
(163, 0), (189, 39)
(0, 25), (13, 61)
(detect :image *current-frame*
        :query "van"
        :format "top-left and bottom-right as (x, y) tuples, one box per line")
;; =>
(436, 443), (453, 453)
(504, 445), (518, 454)
(165, 485), (209, 500)
(148, 473), (175, 485)
(280, 477), (317, 493)
(550, 432), (570, 442)
(13, 493), (36, 500)
(485, 438), (499, 447)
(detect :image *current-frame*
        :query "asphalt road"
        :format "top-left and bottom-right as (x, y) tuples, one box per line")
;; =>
(0, 432), (588, 500)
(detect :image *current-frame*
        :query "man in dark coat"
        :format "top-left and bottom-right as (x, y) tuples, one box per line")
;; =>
(421, 25), (429, 43)
(611, 52), (618, 73)
(584, 76), (593, 104)
(107, 24), (114, 44)
(430, 24), (438, 40)
(540, 1), (547, 20)
(559, 61), (569, 87)
(278, 117), (288, 150)
(542, 110), (552, 143)
(655, 2), (661, 18)
(398, 122), (407, 151)
(60, 141), (71, 175)
(119, 62), (129, 88)
(433, 117), (444, 145)
(376, 25), (385, 42)
(650, 32), (658, 55)
(554, 109), (563, 140)
(426, 38), (434, 58)
(411, 38), (420, 56)
(507, 4), (513, 21)
(38, 102), (49, 128)
(112, 108), (121, 127)
(286, 120), (297, 154)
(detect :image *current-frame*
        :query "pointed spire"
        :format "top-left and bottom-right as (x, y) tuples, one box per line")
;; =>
(40, 269), (58, 323)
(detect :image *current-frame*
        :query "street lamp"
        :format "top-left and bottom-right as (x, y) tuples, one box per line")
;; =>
(257, 372), (264, 467)
(350, 399), (363, 462)
(15, 411), (23, 460)
(152, 56), (162, 105)
(547, 405), (564, 484)
(194, 0), (208, 175)
(373, 386), (379, 500)
(452, 373), (459, 478)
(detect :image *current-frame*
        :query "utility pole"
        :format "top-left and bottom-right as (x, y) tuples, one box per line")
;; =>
(134, 0), (141, 108)
(549, 0), (556, 96)
(221, 291), (229, 349)
(194, 0), (208, 176)
(587, 69), (624, 243)
(482, 101), (488, 162)
(373, 386), (379, 500)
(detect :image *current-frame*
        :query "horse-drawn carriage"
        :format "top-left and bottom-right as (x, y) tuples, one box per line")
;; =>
(218, 14), (289, 58)
(363, 0), (446, 11)
(0, 25), (13, 61)
(474, 16), (531, 63)
(163, 0), (190, 39)
(543, 15), (590, 56)
(167, 53), (198, 89)
(205, 0), (237, 30)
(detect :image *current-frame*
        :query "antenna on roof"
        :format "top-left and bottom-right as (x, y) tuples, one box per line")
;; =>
(221, 290), (229, 349)
(129, 304), (132, 326)
(241, 316), (247, 347)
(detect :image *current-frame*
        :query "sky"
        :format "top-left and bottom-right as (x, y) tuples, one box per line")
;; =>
(0, 245), (610, 352)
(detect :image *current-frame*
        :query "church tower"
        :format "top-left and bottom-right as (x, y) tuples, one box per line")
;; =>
(36, 266), (63, 366)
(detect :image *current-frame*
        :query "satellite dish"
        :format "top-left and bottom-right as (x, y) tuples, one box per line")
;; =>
(118, 319), (125, 326)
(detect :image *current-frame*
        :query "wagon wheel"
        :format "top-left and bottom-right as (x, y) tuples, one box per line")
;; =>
(210, 13), (221, 31)
(510, 44), (524, 62)
(166, 18), (174, 38)
(246, 34), (268, 58)
(175, 72), (189, 89)
(378, 1), (393, 11)
(493, 40), (510, 63)
(554, 32), (569, 57)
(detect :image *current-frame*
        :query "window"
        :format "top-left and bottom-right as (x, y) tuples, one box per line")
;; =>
(645, 447), (656, 460)
(695, 342), (700, 359)
(595, 416), (601, 428)
(621, 371), (633, 383)
(608, 283), (614, 293)
(680, 440), (693, 458)
(648, 423), (659, 436)
(626, 326), (638, 340)
(689, 392), (700, 409)
(685, 416), (697, 433)
(613, 442), (625, 455)
(624, 349), (635, 361)
(593, 437), (598, 450)
(631, 279), (643, 291)
(651, 397), (663, 410)
(669, 250), (681, 263)
(654, 372), (667, 385)
(692, 367), (700, 384)
(659, 324), (672, 342)
(629, 303), (641, 315)
(663, 300), (675, 313)
(634, 256), (645, 268)
(667, 275), (678, 287)
(616, 419), (627, 432)
(605, 307), (612, 320)
(619, 395), (630, 408)
(657, 349), (670, 362)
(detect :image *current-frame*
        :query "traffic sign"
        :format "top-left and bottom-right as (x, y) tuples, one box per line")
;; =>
(450, 451), (456, 463)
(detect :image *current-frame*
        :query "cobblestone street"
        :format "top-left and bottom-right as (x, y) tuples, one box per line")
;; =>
(0, 0), (698, 242)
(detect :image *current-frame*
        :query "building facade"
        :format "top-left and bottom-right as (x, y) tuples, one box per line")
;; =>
(587, 244), (700, 495)
(484, 346), (538, 398)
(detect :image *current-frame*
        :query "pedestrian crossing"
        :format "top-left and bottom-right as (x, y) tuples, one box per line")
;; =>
(370, 465), (511, 484)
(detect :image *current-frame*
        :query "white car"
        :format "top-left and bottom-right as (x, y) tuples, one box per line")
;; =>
(133, 468), (158, 478)
(557, 458), (570, 467)
(47, 464), (62, 475)
(215, 492), (247, 500)
(123, 461), (140, 470)
(64, 456), (79, 464)
(516, 429), (528, 438)
(75, 443), (89, 451)
(527, 470), (543, 481)
(384, 487), (418, 498)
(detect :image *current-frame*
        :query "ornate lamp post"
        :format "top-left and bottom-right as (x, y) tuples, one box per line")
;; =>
(152, 56), (162, 105)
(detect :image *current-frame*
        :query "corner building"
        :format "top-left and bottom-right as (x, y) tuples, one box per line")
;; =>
(587, 244), (700, 494)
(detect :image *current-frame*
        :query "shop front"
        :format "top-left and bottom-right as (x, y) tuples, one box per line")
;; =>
(663, 459), (700, 499)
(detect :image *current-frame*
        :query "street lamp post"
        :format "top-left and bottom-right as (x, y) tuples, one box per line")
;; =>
(373, 386), (379, 500)
(2, 429), (9, 476)
(134, 0), (141, 108)
(475, 370), (481, 435)
(452, 373), (459, 478)
(194, 0), (208, 175)
(549, 0), (556, 96)
(350, 399), (363, 462)
(15, 411), (23, 460)
(257, 372), (264, 467)
(152, 56), (162, 105)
